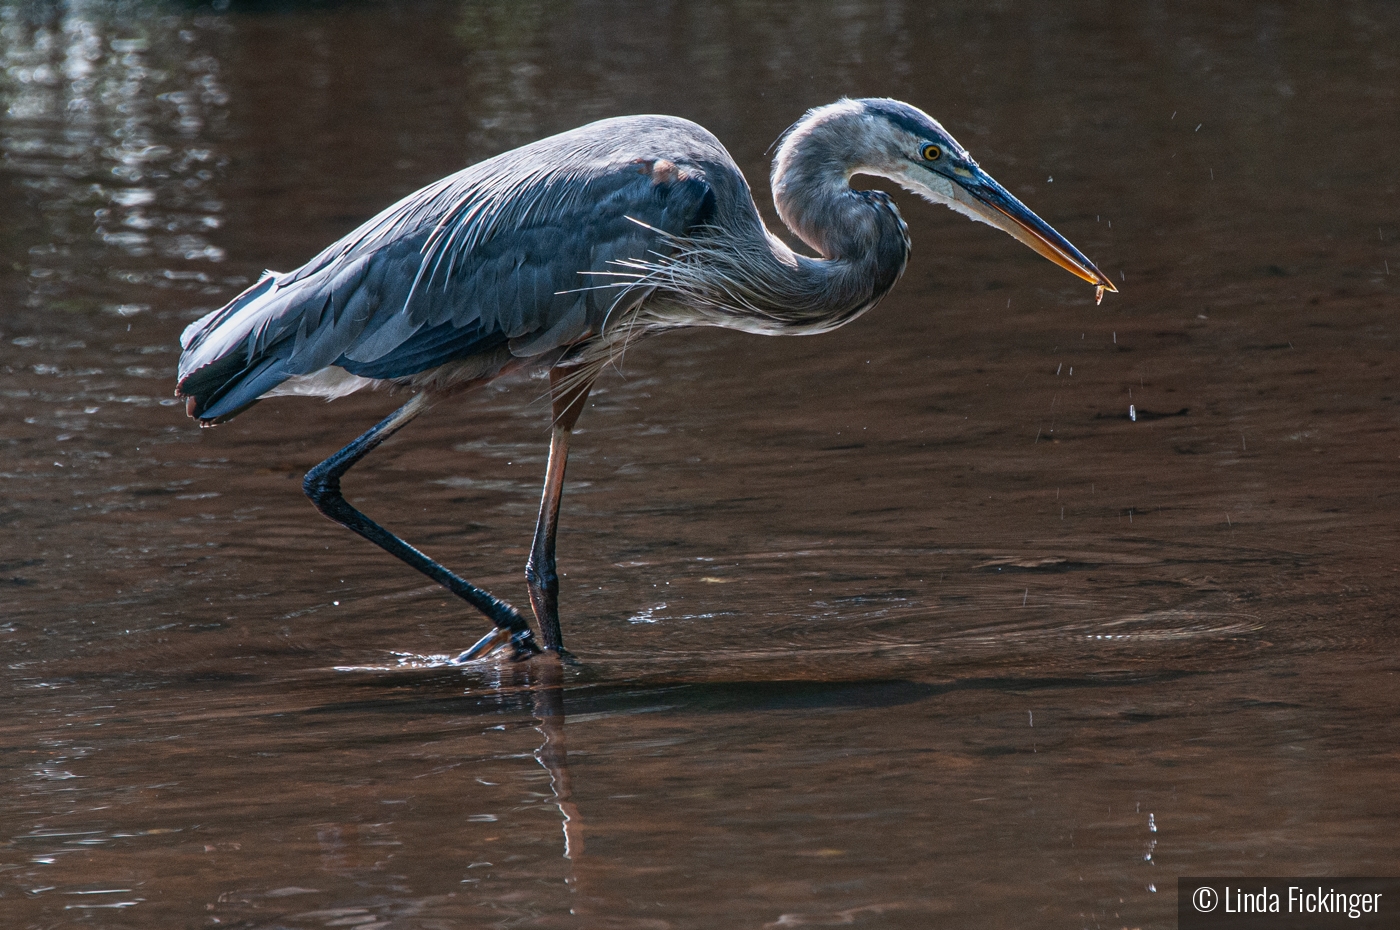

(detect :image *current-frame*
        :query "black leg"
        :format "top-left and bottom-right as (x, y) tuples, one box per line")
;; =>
(525, 369), (594, 654)
(302, 394), (541, 661)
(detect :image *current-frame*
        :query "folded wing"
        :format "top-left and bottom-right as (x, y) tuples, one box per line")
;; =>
(177, 116), (722, 422)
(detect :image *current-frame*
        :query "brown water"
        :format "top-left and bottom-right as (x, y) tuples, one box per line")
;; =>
(3, 2), (1399, 927)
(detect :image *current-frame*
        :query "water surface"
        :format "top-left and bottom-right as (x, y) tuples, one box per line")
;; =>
(2, 2), (1398, 927)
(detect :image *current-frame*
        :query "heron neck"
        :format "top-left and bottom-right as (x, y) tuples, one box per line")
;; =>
(607, 140), (911, 343)
(765, 151), (911, 333)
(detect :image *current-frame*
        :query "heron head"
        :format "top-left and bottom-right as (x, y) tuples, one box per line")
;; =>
(778, 98), (1116, 297)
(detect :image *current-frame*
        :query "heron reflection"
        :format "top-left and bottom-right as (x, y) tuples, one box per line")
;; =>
(526, 661), (583, 860)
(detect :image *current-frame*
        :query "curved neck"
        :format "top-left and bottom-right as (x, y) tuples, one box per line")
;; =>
(611, 111), (912, 342)
(762, 115), (911, 333)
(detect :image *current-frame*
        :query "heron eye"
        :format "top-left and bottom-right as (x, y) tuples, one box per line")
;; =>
(921, 144), (942, 161)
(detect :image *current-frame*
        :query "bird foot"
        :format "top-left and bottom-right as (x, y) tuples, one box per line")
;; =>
(552, 646), (581, 667)
(510, 629), (544, 660)
(451, 627), (544, 664)
(451, 627), (510, 664)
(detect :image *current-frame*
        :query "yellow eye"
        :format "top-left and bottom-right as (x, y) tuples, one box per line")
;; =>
(921, 143), (942, 161)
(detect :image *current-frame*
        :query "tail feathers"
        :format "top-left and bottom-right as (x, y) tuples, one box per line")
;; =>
(177, 271), (312, 423)
(178, 351), (294, 423)
(180, 272), (276, 356)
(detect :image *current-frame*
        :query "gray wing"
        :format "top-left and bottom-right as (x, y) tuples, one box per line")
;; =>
(176, 115), (731, 421)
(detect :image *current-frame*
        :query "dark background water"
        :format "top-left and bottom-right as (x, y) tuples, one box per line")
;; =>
(2, 1), (1398, 927)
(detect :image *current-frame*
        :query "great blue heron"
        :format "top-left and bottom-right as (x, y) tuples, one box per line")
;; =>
(176, 98), (1114, 662)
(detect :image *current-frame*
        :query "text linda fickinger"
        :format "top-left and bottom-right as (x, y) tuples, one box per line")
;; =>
(1222, 885), (1382, 919)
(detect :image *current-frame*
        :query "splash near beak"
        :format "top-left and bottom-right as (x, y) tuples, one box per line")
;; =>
(950, 166), (1117, 302)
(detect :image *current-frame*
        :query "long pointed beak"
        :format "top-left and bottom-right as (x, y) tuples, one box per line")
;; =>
(950, 165), (1117, 300)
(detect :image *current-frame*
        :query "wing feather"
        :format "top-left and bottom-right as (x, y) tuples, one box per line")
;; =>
(177, 116), (728, 421)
